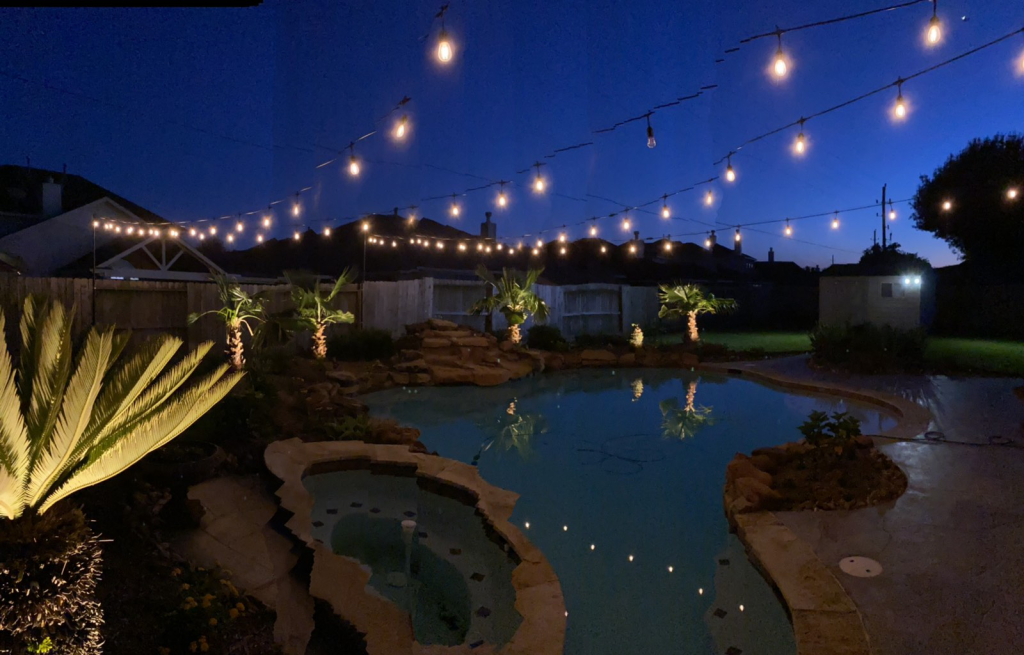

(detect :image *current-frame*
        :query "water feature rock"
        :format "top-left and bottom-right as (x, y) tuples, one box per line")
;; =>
(427, 318), (459, 330)
(580, 349), (616, 365)
(618, 353), (636, 366)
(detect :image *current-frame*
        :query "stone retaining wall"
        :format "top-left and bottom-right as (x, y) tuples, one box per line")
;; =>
(264, 439), (566, 655)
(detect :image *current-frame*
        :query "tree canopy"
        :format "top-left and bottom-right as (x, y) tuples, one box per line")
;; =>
(911, 134), (1024, 266)
(859, 242), (931, 272)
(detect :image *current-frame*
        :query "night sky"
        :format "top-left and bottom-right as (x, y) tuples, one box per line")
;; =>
(2, 0), (1022, 268)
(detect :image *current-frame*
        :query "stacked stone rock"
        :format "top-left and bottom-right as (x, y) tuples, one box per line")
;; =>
(390, 319), (545, 387)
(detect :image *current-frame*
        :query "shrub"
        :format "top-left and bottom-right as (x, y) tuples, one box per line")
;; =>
(810, 322), (926, 373)
(526, 325), (569, 351)
(327, 328), (395, 362)
(574, 333), (629, 349)
(798, 410), (862, 449)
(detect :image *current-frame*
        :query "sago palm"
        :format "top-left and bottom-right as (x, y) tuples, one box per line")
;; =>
(657, 283), (738, 342)
(188, 273), (265, 371)
(285, 270), (356, 359)
(469, 266), (549, 344)
(0, 297), (242, 654)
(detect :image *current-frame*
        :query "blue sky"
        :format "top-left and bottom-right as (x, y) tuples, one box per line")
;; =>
(1, 0), (1022, 268)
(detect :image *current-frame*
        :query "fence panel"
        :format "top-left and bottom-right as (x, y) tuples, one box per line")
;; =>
(562, 284), (621, 337)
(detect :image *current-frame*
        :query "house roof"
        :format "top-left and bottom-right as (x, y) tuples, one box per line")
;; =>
(0, 164), (167, 238)
(822, 262), (931, 277)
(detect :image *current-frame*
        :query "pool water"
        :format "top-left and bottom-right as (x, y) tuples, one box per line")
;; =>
(366, 368), (897, 655)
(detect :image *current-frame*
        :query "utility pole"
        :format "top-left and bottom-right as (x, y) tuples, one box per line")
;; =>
(881, 183), (888, 251)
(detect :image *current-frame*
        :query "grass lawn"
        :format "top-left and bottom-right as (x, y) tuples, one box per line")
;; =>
(924, 338), (1024, 376)
(656, 331), (812, 353)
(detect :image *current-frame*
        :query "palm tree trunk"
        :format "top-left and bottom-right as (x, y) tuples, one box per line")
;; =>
(507, 324), (521, 344)
(688, 311), (699, 342)
(685, 380), (697, 413)
(227, 324), (245, 371)
(312, 323), (327, 359)
(0, 508), (104, 654)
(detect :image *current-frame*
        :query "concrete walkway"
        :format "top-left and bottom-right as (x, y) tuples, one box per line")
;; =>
(747, 356), (1024, 655)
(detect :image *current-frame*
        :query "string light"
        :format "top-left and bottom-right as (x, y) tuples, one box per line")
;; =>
(559, 246), (566, 255)
(536, 239), (543, 248)
(437, 240), (444, 249)
(622, 217), (631, 231)
(600, 245), (607, 253)
(794, 119), (807, 155)
(458, 242), (466, 251)
(590, 544), (596, 551)
(209, 226), (217, 236)
(773, 31), (788, 79)
(450, 195), (461, 217)
(126, 226), (134, 235)
(628, 555), (634, 562)
(661, 195), (670, 219)
(889, 201), (897, 219)
(893, 81), (907, 120)
(497, 182), (508, 208)
(725, 155), (736, 182)
(667, 566), (674, 573)
(1007, 187), (1019, 200)
(831, 211), (840, 229)
(663, 241), (672, 252)
(704, 237), (712, 248)
(263, 216), (272, 228)
(394, 114), (409, 140)
(926, 1), (942, 46)
(198, 233), (205, 241)
(533, 163), (545, 193)
(558, 233), (567, 243)
(170, 229), (179, 238)
(942, 199), (953, 211)
(235, 221), (244, 232)
(324, 226), (332, 236)
(704, 190), (714, 206)
(784, 219), (793, 236)
(436, 4), (453, 64)
(646, 113), (656, 149)
(189, 228), (197, 237)
(256, 234), (264, 243)
(734, 228), (741, 242)
(532, 248), (540, 256)
(292, 194), (301, 217)
(227, 234), (235, 243)
(589, 225), (598, 236)
(392, 240), (397, 247)
(362, 221), (370, 232)
(348, 145), (361, 177)
(629, 244), (637, 254)
(92, 219), (99, 228)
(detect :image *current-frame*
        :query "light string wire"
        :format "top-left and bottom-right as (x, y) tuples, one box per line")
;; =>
(738, 0), (931, 43)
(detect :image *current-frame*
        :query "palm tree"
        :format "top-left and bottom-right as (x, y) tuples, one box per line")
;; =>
(188, 273), (265, 371)
(285, 270), (356, 359)
(658, 283), (738, 343)
(660, 382), (715, 440)
(0, 296), (241, 654)
(469, 266), (549, 344)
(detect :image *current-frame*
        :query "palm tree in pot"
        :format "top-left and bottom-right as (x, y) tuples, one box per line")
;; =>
(469, 266), (549, 344)
(0, 297), (242, 654)
(188, 273), (266, 371)
(285, 270), (356, 359)
(657, 283), (737, 343)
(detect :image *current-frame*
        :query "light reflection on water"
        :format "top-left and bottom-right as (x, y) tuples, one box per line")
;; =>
(366, 368), (897, 655)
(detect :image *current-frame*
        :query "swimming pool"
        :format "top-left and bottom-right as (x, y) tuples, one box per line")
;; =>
(365, 368), (897, 655)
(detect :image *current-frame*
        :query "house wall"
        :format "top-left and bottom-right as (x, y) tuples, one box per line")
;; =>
(819, 276), (922, 329)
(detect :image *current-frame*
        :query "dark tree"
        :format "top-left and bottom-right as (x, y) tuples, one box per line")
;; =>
(859, 242), (931, 271)
(911, 134), (1024, 265)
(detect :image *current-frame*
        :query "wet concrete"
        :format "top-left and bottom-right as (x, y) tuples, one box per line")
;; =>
(750, 356), (1024, 654)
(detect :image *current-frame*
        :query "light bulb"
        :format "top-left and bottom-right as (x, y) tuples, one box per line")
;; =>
(198, 233), (205, 241)
(534, 176), (545, 192)
(942, 199), (952, 211)
(293, 231), (300, 240)
(189, 228), (197, 237)
(785, 222), (793, 236)
(391, 240), (397, 247)
(348, 155), (360, 176)
(263, 217), (271, 228)
(532, 248), (539, 255)
(437, 29), (453, 63)
(257, 234), (264, 243)
(236, 222), (244, 232)
(1007, 188), (1019, 200)
(324, 227), (332, 236)
(590, 225), (597, 236)
(629, 244), (636, 254)
(705, 190), (714, 206)
(795, 132), (806, 154)
(115, 226), (122, 233)
(726, 164), (736, 182)
(437, 241), (444, 249)
(646, 124), (656, 149)
(662, 204), (670, 219)
(889, 208), (897, 219)
(227, 234), (234, 243)
(92, 220), (99, 228)
(496, 243), (503, 251)
(209, 226), (217, 235)
(774, 48), (788, 78)
(600, 245), (607, 253)
(734, 230), (741, 242)
(498, 192), (507, 207)
(362, 222), (370, 232)
(622, 218), (631, 231)
(832, 216), (840, 229)
(558, 233), (566, 243)
(663, 241), (672, 252)
(559, 247), (566, 255)
(536, 239), (543, 248)
(704, 238), (711, 248)
(395, 115), (408, 139)
(458, 243), (466, 251)
(451, 202), (460, 216)
(894, 93), (907, 119)
(293, 203), (300, 217)
(927, 15), (941, 45)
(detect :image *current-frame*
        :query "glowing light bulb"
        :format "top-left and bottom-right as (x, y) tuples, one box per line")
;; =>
(563, 525), (568, 532)
(785, 221), (793, 236)
(126, 226), (134, 235)
(704, 238), (711, 248)
(292, 203), (300, 217)
(663, 241), (672, 252)
(832, 215), (840, 229)
(437, 241), (444, 249)
(362, 222), (370, 232)
(324, 227), (332, 236)
(894, 92), (907, 120)
(198, 233), (204, 241)
(726, 163), (736, 182)
(496, 243), (503, 251)
(739, 605), (745, 612)
(628, 555), (634, 562)
(498, 191), (507, 207)
(735, 229), (741, 242)
(524, 522), (530, 529)
(559, 247), (566, 255)
(705, 190), (714, 206)
(558, 233), (567, 243)
(534, 176), (545, 192)
(661, 203), (670, 219)
(532, 248), (539, 255)
(458, 243), (466, 251)
(629, 244), (637, 254)
(437, 29), (453, 63)
(257, 234), (264, 243)
(92, 220), (99, 228)
(451, 200), (460, 217)
(622, 218), (631, 231)
(889, 208), (897, 219)
(647, 124), (656, 149)
(348, 155), (360, 177)
(391, 240), (397, 247)
(590, 544), (595, 550)
(227, 234), (234, 243)
(170, 229), (179, 238)
(209, 226), (217, 235)
(263, 217), (271, 228)
(1007, 188), (1019, 200)
(590, 225), (597, 236)
(942, 199), (952, 211)
(600, 245), (607, 253)
(773, 48), (788, 78)
(236, 222), (244, 232)
(795, 132), (806, 154)
(699, 588), (704, 595)
(395, 115), (408, 140)
(668, 566), (674, 573)
(927, 15), (941, 45)
(189, 228), (197, 237)
(536, 239), (543, 248)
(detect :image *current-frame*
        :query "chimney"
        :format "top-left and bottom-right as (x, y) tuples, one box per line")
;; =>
(42, 176), (63, 217)
(480, 211), (496, 240)
(768, 247), (775, 263)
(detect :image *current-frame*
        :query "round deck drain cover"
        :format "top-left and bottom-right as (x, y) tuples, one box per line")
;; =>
(839, 556), (882, 578)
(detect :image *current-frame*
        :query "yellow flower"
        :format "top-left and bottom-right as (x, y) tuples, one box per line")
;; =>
(235, 602), (245, 612)
(208, 618), (218, 626)
(228, 608), (239, 620)
(181, 583), (190, 591)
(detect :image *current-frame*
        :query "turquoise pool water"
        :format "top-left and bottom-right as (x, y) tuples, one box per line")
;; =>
(365, 368), (897, 655)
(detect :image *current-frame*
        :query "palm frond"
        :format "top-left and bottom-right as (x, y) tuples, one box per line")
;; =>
(0, 313), (29, 519)
(21, 299), (75, 472)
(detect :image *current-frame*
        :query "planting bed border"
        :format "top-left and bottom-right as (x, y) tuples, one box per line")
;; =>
(700, 361), (931, 655)
(264, 438), (566, 655)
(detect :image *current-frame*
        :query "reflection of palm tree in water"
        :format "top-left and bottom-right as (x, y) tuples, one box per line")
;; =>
(471, 401), (548, 466)
(661, 380), (715, 440)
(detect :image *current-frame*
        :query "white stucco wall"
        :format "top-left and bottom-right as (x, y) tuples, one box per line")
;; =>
(820, 275), (922, 329)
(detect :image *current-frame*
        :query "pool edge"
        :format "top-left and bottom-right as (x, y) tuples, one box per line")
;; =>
(264, 439), (567, 655)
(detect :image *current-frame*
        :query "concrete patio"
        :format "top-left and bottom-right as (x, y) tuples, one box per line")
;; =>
(743, 355), (1024, 655)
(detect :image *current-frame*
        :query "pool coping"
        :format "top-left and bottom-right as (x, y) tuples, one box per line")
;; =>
(264, 438), (566, 655)
(700, 360), (932, 655)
